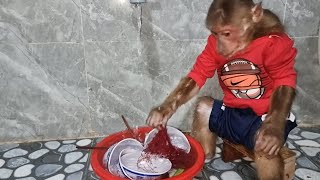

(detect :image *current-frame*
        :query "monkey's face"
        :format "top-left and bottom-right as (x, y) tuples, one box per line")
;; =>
(212, 24), (249, 57)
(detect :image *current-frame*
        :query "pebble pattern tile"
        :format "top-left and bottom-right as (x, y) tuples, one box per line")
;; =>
(0, 128), (319, 180)
(0, 139), (93, 180)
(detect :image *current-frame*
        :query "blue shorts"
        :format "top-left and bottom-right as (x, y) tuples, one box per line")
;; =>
(209, 100), (297, 150)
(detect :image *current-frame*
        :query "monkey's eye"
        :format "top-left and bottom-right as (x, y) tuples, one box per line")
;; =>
(221, 32), (231, 37)
(211, 31), (218, 36)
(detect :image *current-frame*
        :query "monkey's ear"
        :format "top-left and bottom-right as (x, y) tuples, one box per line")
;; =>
(251, 2), (263, 23)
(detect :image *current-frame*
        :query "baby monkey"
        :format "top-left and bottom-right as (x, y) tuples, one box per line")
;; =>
(147, 0), (297, 179)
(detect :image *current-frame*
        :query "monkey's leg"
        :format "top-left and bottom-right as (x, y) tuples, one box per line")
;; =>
(191, 96), (217, 160)
(255, 152), (284, 180)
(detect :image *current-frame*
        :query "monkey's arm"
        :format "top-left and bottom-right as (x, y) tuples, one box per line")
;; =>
(255, 85), (296, 156)
(146, 76), (200, 128)
(146, 35), (217, 128)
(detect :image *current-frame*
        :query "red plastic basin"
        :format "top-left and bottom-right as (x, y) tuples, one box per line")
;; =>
(91, 126), (205, 180)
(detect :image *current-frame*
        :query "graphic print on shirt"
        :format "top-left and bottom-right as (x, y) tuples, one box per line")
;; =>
(221, 59), (265, 99)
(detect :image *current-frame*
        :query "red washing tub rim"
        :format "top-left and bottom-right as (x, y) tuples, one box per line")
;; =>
(90, 126), (205, 180)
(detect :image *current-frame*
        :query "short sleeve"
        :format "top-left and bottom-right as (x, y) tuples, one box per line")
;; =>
(187, 35), (218, 88)
(263, 34), (297, 89)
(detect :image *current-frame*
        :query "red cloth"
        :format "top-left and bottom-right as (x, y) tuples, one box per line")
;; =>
(188, 33), (297, 115)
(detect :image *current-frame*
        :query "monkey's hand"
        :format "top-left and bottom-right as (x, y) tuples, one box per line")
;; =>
(254, 121), (284, 158)
(255, 86), (296, 158)
(146, 77), (199, 129)
(146, 106), (174, 129)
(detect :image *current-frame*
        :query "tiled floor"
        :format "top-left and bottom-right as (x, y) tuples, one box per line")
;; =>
(0, 127), (319, 180)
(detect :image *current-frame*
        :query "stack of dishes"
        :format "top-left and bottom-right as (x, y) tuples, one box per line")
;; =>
(102, 126), (190, 180)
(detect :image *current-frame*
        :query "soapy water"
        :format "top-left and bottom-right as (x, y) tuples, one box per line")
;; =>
(137, 152), (158, 173)
(122, 151), (171, 174)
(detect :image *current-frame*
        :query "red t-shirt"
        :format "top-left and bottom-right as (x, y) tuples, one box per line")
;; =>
(188, 33), (297, 116)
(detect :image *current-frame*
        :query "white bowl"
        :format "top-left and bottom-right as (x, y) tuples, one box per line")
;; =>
(107, 138), (144, 177)
(102, 143), (116, 168)
(119, 150), (172, 180)
(144, 126), (191, 153)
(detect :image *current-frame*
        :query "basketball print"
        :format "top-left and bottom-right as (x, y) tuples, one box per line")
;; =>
(221, 59), (265, 99)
